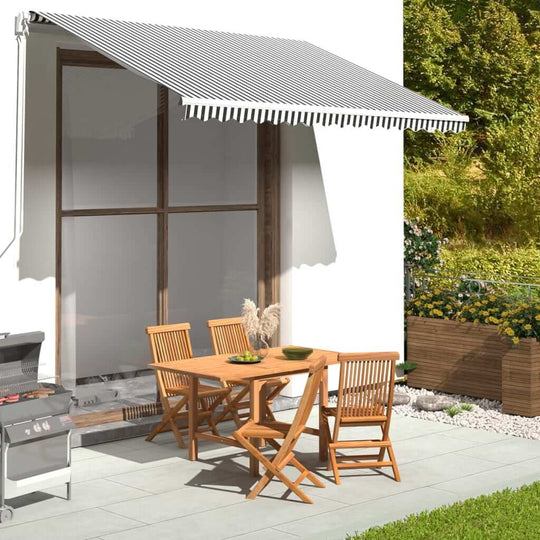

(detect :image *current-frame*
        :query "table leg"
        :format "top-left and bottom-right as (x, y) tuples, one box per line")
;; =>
(319, 368), (329, 461)
(188, 375), (198, 461)
(249, 379), (264, 477)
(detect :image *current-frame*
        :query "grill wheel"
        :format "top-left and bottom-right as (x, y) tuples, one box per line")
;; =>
(0, 505), (14, 522)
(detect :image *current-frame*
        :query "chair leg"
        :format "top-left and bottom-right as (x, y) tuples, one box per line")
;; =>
(169, 419), (187, 448)
(387, 443), (401, 482)
(234, 432), (314, 503)
(289, 457), (325, 488)
(215, 386), (250, 426)
(328, 447), (340, 484)
(146, 397), (187, 447)
(321, 414), (332, 466)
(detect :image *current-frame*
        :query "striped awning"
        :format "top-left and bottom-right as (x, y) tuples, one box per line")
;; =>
(29, 11), (468, 132)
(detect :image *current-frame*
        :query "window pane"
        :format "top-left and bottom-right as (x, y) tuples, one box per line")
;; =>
(61, 215), (157, 383)
(62, 67), (157, 209)
(169, 92), (257, 206)
(168, 211), (257, 356)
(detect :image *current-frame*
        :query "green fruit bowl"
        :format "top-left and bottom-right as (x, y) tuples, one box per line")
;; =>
(228, 355), (262, 364)
(282, 347), (313, 360)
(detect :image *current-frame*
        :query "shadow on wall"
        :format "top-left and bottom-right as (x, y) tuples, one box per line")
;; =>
(281, 125), (337, 269)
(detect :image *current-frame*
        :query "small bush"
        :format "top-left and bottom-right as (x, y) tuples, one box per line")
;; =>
(445, 406), (462, 417)
(404, 218), (446, 274)
(460, 403), (474, 412)
(441, 244), (540, 282)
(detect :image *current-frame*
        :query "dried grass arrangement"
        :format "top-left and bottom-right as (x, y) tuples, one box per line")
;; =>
(242, 299), (281, 346)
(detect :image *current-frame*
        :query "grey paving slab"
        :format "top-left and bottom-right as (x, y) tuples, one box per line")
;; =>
(106, 457), (241, 494)
(99, 493), (346, 540)
(456, 437), (540, 465)
(0, 479), (149, 529)
(0, 508), (143, 540)
(225, 528), (300, 539)
(71, 445), (188, 483)
(104, 477), (269, 524)
(275, 486), (459, 539)
(433, 462), (540, 500)
(437, 425), (511, 444)
(387, 414), (461, 440)
(391, 432), (482, 464)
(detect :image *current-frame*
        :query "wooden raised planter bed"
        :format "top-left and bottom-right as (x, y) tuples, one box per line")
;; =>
(407, 316), (540, 417)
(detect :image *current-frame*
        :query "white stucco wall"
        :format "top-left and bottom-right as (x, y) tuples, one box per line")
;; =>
(0, 1), (403, 387)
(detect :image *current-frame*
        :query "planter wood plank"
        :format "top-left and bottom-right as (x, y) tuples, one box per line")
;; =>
(407, 316), (540, 416)
(407, 317), (503, 400)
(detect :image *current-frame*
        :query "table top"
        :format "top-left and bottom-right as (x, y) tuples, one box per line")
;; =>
(148, 347), (338, 382)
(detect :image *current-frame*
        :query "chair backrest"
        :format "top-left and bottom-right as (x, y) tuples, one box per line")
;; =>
(207, 317), (250, 355)
(146, 323), (194, 391)
(282, 356), (326, 447)
(335, 352), (399, 420)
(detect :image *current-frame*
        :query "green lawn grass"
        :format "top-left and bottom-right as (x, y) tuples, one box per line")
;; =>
(348, 482), (540, 539)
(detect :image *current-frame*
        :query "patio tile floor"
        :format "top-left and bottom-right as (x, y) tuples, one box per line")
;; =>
(1, 409), (538, 540)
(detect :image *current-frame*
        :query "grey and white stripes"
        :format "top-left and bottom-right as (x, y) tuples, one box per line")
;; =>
(31, 11), (468, 132)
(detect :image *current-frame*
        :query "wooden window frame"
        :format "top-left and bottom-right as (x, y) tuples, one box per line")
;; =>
(55, 48), (280, 380)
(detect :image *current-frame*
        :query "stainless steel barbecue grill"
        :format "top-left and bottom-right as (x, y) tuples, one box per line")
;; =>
(0, 332), (73, 523)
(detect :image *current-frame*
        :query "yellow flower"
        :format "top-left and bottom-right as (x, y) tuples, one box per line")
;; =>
(489, 295), (496, 302)
(434, 289), (441, 295)
(419, 311), (424, 317)
(524, 324), (532, 330)
(504, 327), (515, 336)
(475, 302), (482, 307)
(420, 295), (427, 301)
(482, 299), (488, 305)
(535, 314), (540, 321)
(469, 308), (476, 314)
(502, 321), (510, 327)
(512, 336), (520, 345)
(473, 319), (479, 326)
(406, 310), (413, 315)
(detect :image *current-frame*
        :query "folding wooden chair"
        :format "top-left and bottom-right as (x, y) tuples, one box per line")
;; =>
(207, 317), (290, 427)
(146, 323), (230, 448)
(321, 352), (401, 484)
(233, 356), (327, 503)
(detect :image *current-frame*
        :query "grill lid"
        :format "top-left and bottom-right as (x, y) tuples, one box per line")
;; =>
(0, 332), (45, 395)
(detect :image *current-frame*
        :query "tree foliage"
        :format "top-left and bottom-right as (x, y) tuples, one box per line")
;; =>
(404, 0), (540, 245)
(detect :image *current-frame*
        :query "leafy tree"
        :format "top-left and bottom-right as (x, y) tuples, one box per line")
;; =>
(480, 101), (540, 242)
(404, 0), (540, 245)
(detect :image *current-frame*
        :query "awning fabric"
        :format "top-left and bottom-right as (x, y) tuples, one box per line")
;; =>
(30, 11), (468, 132)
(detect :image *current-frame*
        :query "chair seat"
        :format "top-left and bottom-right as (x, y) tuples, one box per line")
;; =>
(322, 406), (386, 422)
(166, 384), (229, 398)
(236, 419), (292, 439)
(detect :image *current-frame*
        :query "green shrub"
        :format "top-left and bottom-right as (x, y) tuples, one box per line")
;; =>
(441, 244), (540, 281)
(404, 218), (446, 274)
(445, 406), (462, 417)
(460, 403), (474, 411)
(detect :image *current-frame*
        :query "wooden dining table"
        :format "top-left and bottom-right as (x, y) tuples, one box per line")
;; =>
(148, 347), (338, 476)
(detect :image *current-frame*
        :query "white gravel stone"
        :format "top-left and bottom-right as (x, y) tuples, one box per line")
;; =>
(328, 386), (540, 439)
(393, 386), (540, 440)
